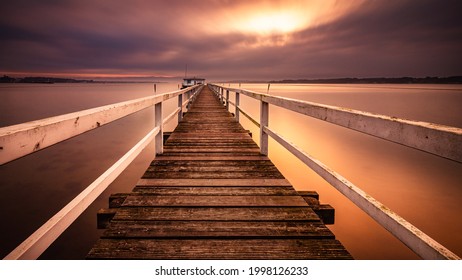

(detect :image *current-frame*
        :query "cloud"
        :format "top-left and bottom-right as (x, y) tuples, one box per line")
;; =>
(1, 0), (461, 80)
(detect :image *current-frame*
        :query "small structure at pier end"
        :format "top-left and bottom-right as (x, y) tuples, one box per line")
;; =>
(181, 77), (205, 89)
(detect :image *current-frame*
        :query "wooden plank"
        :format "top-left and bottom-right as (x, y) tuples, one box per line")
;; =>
(165, 143), (259, 147)
(109, 193), (129, 208)
(153, 155), (270, 161)
(167, 133), (252, 139)
(142, 171), (285, 179)
(162, 148), (261, 153)
(97, 208), (117, 229)
(146, 165), (280, 173)
(160, 152), (263, 157)
(87, 239), (352, 259)
(136, 178), (292, 187)
(122, 195), (309, 207)
(102, 221), (334, 238)
(113, 207), (320, 221)
(151, 159), (273, 166)
(132, 186), (299, 196)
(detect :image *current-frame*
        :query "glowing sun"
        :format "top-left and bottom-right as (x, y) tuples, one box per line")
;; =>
(246, 12), (307, 34)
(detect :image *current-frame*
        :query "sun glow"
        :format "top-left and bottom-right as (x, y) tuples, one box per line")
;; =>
(246, 12), (307, 34)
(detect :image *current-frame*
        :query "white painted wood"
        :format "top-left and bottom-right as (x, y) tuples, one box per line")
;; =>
(155, 102), (163, 155)
(212, 84), (462, 163)
(3, 126), (160, 260)
(238, 106), (260, 128)
(163, 108), (181, 126)
(0, 85), (201, 165)
(235, 92), (240, 122)
(263, 125), (460, 260)
(178, 94), (183, 123)
(260, 101), (269, 155)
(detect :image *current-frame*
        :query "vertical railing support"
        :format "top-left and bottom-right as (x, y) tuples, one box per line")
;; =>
(235, 92), (240, 122)
(226, 90), (230, 111)
(260, 100), (269, 155)
(155, 102), (163, 155)
(178, 93), (183, 123)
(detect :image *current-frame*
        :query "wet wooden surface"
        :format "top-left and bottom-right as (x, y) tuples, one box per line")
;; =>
(87, 86), (352, 259)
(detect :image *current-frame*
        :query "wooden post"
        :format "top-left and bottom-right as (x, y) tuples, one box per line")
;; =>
(226, 90), (229, 111)
(155, 102), (163, 155)
(235, 92), (240, 122)
(178, 94), (183, 123)
(260, 100), (269, 155)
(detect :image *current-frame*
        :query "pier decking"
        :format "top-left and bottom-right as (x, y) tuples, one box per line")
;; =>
(87, 86), (352, 259)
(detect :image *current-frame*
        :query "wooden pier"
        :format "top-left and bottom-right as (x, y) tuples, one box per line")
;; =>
(87, 86), (352, 259)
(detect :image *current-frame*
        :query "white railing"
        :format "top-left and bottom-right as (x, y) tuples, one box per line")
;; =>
(210, 83), (461, 260)
(0, 84), (203, 260)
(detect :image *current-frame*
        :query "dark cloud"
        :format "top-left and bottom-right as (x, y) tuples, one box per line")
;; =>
(1, 0), (461, 80)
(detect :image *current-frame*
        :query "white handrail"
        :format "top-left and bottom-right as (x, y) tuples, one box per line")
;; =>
(212, 84), (462, 163)
(0, 85), (202, 165)
(2, 84), (202, 259)
(210, 83), (461, 260)
(3, 126), (159, 260)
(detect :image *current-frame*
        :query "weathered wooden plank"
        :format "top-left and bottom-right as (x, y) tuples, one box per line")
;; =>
(122, 195), (309, 207)
(161, 152), (263, 157)
(113, 207), (320, 221)
(136, 178), (292, 187)
(166, 138), (255, 143)
(142, 171), (285, 179)
(146, 165), (280, 173)
(109, 193), (129, 208)
(151, 160), (273, 166)
(97, 208), (117, 229)
(132, 186), (299, 196)
(298, 190), (320, 200)
(164, 142), (259, 147)
(153, 155), (270, 161)
(162, 148), (261, 153)
(102, 221), (334, 238)
(87, 239), (352, 259)
(167, 133), (252, 139)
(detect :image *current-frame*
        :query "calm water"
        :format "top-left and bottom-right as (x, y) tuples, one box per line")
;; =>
(0, 83), (461, 259)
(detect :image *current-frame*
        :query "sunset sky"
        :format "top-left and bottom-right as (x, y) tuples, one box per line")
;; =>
(1, 0), (461, 81)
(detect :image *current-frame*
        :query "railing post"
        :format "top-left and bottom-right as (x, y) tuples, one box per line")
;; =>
(155, 102), (163, 155)
(186, 91), (191, 110)
(220, 88), (224, 104)
(226, 90), (229, 111)
(178, 93), (183, 123)
(260, 100), (269, 155)
(235, 92), (240, 122)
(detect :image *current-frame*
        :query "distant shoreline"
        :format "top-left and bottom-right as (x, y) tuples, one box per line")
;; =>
(223, 76), (462, 84)
(2, 75), (462, 84)
(269, 76), (462, 84)
(0, 75), (165, 84)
